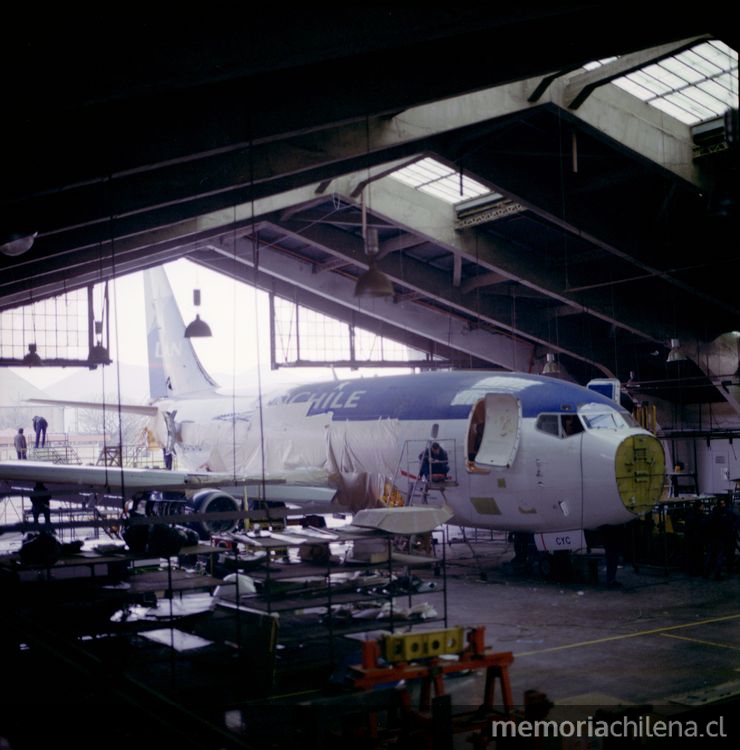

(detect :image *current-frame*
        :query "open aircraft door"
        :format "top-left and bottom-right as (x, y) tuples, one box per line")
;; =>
(471, 394), (522, 468)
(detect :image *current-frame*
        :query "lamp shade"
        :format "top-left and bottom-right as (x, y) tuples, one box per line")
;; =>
(666, 338), (685, 362)
(184, 314), (212, 338)
(22, 343), (42, 366)
(354, 264), (394, 298)
(88, 342), (111, 365)
(0, 232), (37, 257)
(542, 352), (560, 374)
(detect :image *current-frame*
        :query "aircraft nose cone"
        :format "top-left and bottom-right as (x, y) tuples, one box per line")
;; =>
(615, 434), (665, 516)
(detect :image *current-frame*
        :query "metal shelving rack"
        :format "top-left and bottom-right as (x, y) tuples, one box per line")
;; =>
(216, 525), (448, 660)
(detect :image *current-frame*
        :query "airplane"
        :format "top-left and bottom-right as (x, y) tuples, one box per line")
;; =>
(1, 266), (666, 551)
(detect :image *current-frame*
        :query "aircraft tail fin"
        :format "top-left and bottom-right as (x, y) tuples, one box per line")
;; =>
(143, 266), (218, 398)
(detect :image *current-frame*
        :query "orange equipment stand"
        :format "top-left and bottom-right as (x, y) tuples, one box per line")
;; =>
(348, 626), (514, 715)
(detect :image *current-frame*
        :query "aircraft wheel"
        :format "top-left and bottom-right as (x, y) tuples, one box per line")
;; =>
(537, 553), (553, 579)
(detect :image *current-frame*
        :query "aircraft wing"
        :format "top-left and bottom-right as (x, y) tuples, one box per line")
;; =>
(0, 461), (335, 502)
(0, 460), (250, 494)
(24, 397), (158, 417)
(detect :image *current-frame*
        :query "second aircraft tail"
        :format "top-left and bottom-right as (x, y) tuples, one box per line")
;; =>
(143, 266), (218, 399)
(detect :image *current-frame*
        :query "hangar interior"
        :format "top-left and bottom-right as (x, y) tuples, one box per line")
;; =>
(1, 8), (739, 749)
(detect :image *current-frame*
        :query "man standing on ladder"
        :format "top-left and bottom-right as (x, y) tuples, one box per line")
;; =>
(419, 442), (449, 482)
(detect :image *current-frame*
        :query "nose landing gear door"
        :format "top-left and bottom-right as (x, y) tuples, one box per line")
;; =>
(470, 393), (522, 468)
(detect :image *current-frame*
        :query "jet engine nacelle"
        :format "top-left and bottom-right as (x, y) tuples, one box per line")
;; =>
(186, 489), (240, 539)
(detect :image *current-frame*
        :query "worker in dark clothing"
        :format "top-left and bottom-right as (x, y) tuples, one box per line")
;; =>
(682, 500), (706, 576)
(601, 524), (625, 588)
(722, 501), (738, 577)
(31, 481), (52, 524)
(670, 460), (686, 497)
(703, 498), (733, 580)
(163, 448), (174, 470)
(14, 428), (27, 459)
(419, 442), (449, 481)
(32, 415), (48, 448)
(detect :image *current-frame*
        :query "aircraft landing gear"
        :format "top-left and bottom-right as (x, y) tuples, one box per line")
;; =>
(536, 550), (572, 581)
(510, 533), (573, 581)
(511, 532), (535, 570)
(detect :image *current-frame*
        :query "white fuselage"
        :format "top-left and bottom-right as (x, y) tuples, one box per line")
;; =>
(151, 372), (665, 534)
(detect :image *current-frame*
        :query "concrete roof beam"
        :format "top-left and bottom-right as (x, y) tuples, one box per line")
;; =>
(207, 240), (533, 372)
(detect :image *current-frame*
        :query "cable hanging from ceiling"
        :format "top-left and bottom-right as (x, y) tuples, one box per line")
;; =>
(354, 113), (393, 299)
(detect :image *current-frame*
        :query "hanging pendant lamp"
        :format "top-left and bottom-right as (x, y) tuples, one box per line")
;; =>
(184, 289), (212, 338)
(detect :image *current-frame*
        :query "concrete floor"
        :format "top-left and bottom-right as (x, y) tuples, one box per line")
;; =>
(439, 532), (740, 708)
(230, 533), (740, 748)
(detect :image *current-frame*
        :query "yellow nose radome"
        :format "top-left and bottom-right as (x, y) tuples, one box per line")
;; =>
(615, 434), (666, 517)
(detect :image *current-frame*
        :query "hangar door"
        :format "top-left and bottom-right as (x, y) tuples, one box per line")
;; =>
(468, 394), (521, 468)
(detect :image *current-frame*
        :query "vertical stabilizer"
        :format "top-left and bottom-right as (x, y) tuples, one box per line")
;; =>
(144, 266), (218, 398)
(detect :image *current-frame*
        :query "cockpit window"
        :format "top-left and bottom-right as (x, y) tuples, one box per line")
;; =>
(536, 413), (583, 438)
(578, 402), (636, 430)
(561, 414), (584, 437)
(581, 413), (619, 429)
(536, 414), (559, 436)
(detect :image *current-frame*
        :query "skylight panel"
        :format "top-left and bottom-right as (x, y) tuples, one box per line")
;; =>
(613, 77), (654, 100)
(649, 97), (702, 125)
(391, 165), (432, 188)
(411, 165), (445, 183)
(422, 160), (452, 179)
(390, 157), (492, 205)
(665, 91), (717, 121)
(583, 57), (618, 71)
(641, 63), (686, 90)
(398, 164), (437, 183)
(658, 57), (706, 84)
(425, 180), (463, 202)
(682, 86), (731, 116)
(693, 40), (737, 67)
(697, 78), (735, 100)
(625, 70), (672, 96)
(713, 71), (738, 93)
(586, 39), (738, 126)
(677, 49), (723, 78)
(428, 175), (489, 202)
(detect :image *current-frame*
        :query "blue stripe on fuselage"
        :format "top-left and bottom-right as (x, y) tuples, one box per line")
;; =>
(275, 371), (624, 421)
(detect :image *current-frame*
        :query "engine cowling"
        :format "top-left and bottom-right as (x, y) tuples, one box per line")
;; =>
(186, 490), (240, 539)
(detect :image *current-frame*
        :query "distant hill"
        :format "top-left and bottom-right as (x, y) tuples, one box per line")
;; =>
(45, 362), (150, 403)
(0, 369), (52, 402)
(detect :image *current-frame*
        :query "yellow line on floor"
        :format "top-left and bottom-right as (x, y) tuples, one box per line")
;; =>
(660, 632), (740, 651)
(514, 612), (740, 657)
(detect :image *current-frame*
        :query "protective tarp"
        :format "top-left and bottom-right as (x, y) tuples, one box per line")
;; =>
(179, 403), (331, 476)
(326, 419), (402, 511)
(174, 406), (403, 512)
